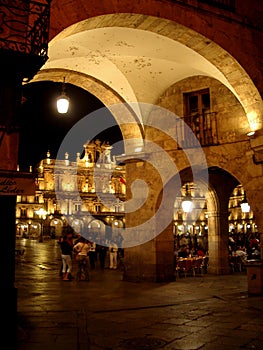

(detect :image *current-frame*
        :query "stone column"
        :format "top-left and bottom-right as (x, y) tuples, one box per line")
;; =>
(122, 158), (175, 282)
(207, 169), (239, 275)
(155, 221), (175, 282)
(247, 198), (263, 259)
(0, 71), (21, 345)
(123, 222), (175, 282)
(252, 218), (263, 259)
(123, 240), (158, 282)
(0, 3), (50, 345)
(207, 210), (231, 274)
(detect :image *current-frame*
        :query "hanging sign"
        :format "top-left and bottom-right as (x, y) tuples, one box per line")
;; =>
(0, 171), (35, 196)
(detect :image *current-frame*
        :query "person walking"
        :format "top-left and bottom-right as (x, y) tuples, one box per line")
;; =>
(73, 237), (91, 281)
(59, 233), (73, 281)
(109, 240), (118, 269)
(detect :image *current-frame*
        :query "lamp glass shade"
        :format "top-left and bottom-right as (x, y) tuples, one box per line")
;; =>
(182, 198), (193, 213)
(57, 95), (69, 114)
(241, 201), (250, 213)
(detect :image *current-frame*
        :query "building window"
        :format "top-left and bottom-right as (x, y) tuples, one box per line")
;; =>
(21, 195), (27, 203)
(178, 212), (183, 221)
(74, 204), (81, 212)
(183, 88), (217, 146)
(184, 88), (210, 117)
(20, 208), (27, 218)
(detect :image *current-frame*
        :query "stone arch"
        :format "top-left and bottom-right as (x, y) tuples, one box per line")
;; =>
(205, 167), (239, 274)
(36, 13), (262, 132)
(50, 217), (64, 238)
(87, 219), (106, 240)
(180, 166), (239, 274)
(202, 142), (263, 232)
(151, 162), (243, 276)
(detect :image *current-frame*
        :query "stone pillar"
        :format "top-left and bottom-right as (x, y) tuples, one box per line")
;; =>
(0, 196), (17, 341)
(207, 210), (231, 274)
(123, 240), (158, 282)
(207, 169), (238, 275)
(250, 213), (263, 259)
(0, 71), (21, 345)
(155, 221), (175, 282)
(0, 3), (50, 345)
(122, 158), (175, 282)
(123, 222), (175, 282)
(241, 187), (263, 259)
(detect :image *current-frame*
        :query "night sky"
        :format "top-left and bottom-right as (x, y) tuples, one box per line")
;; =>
(18, 81), (123, 170)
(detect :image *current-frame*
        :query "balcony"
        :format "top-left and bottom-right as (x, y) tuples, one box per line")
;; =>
(0, 0), (51, 80)
(198, 0), (235, 11)
(175, 111), (219, 148)
(170, 0), (236, 12)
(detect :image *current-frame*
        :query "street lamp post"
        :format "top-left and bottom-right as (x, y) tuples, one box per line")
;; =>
(36, 208), (47, 242)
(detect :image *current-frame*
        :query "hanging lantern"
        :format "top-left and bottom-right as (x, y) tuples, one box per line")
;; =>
(182, 184), (193, 213)
(57, 77), (69, 114)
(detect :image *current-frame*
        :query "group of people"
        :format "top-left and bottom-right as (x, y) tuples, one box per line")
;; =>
(175, 244), (206, 259)
(229, 232), (261, 260)
(58, 232), (120, 281)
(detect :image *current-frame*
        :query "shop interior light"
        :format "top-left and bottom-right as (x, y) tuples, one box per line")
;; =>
(57, 77), (69, 114)
(182, 184), (193, 213)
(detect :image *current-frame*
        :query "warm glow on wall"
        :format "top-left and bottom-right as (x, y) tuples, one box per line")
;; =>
(247, 111), (261, 132)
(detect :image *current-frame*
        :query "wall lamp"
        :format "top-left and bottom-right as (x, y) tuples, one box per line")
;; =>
(247, 131), (255, 137)
(57, 77), (70, 114)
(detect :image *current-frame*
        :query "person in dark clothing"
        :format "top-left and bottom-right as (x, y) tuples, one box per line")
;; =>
(97, 239), (108, 269)
(88, 240), (96, 269)
(177, 244), (188, 258)
(59, 233), (73, 281)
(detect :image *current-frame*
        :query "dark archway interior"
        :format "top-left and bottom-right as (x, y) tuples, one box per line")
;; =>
(208, 166), (239, 203)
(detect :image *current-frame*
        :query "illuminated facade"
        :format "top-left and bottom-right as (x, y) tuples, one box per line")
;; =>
(16, 140), (126, 241)
(173, 183), (256, 252)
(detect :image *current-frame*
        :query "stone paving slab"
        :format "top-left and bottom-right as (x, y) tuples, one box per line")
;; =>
(15, 239), (263, 349)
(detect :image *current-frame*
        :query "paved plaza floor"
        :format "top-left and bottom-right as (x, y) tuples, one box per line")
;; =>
(15, 238), (263, 350)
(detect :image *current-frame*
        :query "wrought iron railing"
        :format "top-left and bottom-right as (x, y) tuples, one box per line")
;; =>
(175, 112), (219, 148)
(0, 0), (51, 59)
(170, 0), (236, 12)
(198, 0), (235, 11)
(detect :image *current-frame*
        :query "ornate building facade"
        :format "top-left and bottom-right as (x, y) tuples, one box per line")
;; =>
(16, 140), (126, 241)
